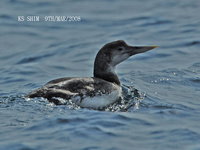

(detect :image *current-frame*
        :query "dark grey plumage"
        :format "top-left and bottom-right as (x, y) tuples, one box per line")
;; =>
(27, 77), (118, 101)
(27, 40), (158, 108)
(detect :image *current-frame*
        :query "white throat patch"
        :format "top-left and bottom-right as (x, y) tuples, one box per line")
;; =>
(111, 53), (129, 66)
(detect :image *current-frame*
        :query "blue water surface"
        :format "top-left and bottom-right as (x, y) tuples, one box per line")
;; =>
(0, 0), (200, 149)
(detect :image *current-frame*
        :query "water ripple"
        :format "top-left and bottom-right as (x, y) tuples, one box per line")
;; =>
(185, 41), (200, 46)
(140, 20), (173, 26)
(16, 53), (55, 64)
(0, 14), (13, 20)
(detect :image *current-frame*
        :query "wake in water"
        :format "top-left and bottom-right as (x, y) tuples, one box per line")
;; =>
(105, 85), (146, 112)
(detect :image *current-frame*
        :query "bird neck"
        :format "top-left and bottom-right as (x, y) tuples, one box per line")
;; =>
(94, 59), (121, 85)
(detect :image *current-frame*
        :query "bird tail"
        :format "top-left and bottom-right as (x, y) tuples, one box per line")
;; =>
(26, 87), (48, 98)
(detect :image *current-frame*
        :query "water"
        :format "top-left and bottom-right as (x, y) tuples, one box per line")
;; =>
(1, 0), (200, 149)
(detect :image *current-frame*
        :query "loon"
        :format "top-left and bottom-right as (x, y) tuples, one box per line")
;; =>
(27, 40), (158, 109)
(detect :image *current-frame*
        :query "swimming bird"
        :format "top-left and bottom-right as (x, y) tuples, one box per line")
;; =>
(27, 40), (158, 109)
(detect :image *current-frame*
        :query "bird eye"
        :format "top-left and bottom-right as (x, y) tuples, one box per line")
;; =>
(118, 48), (123, 51)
